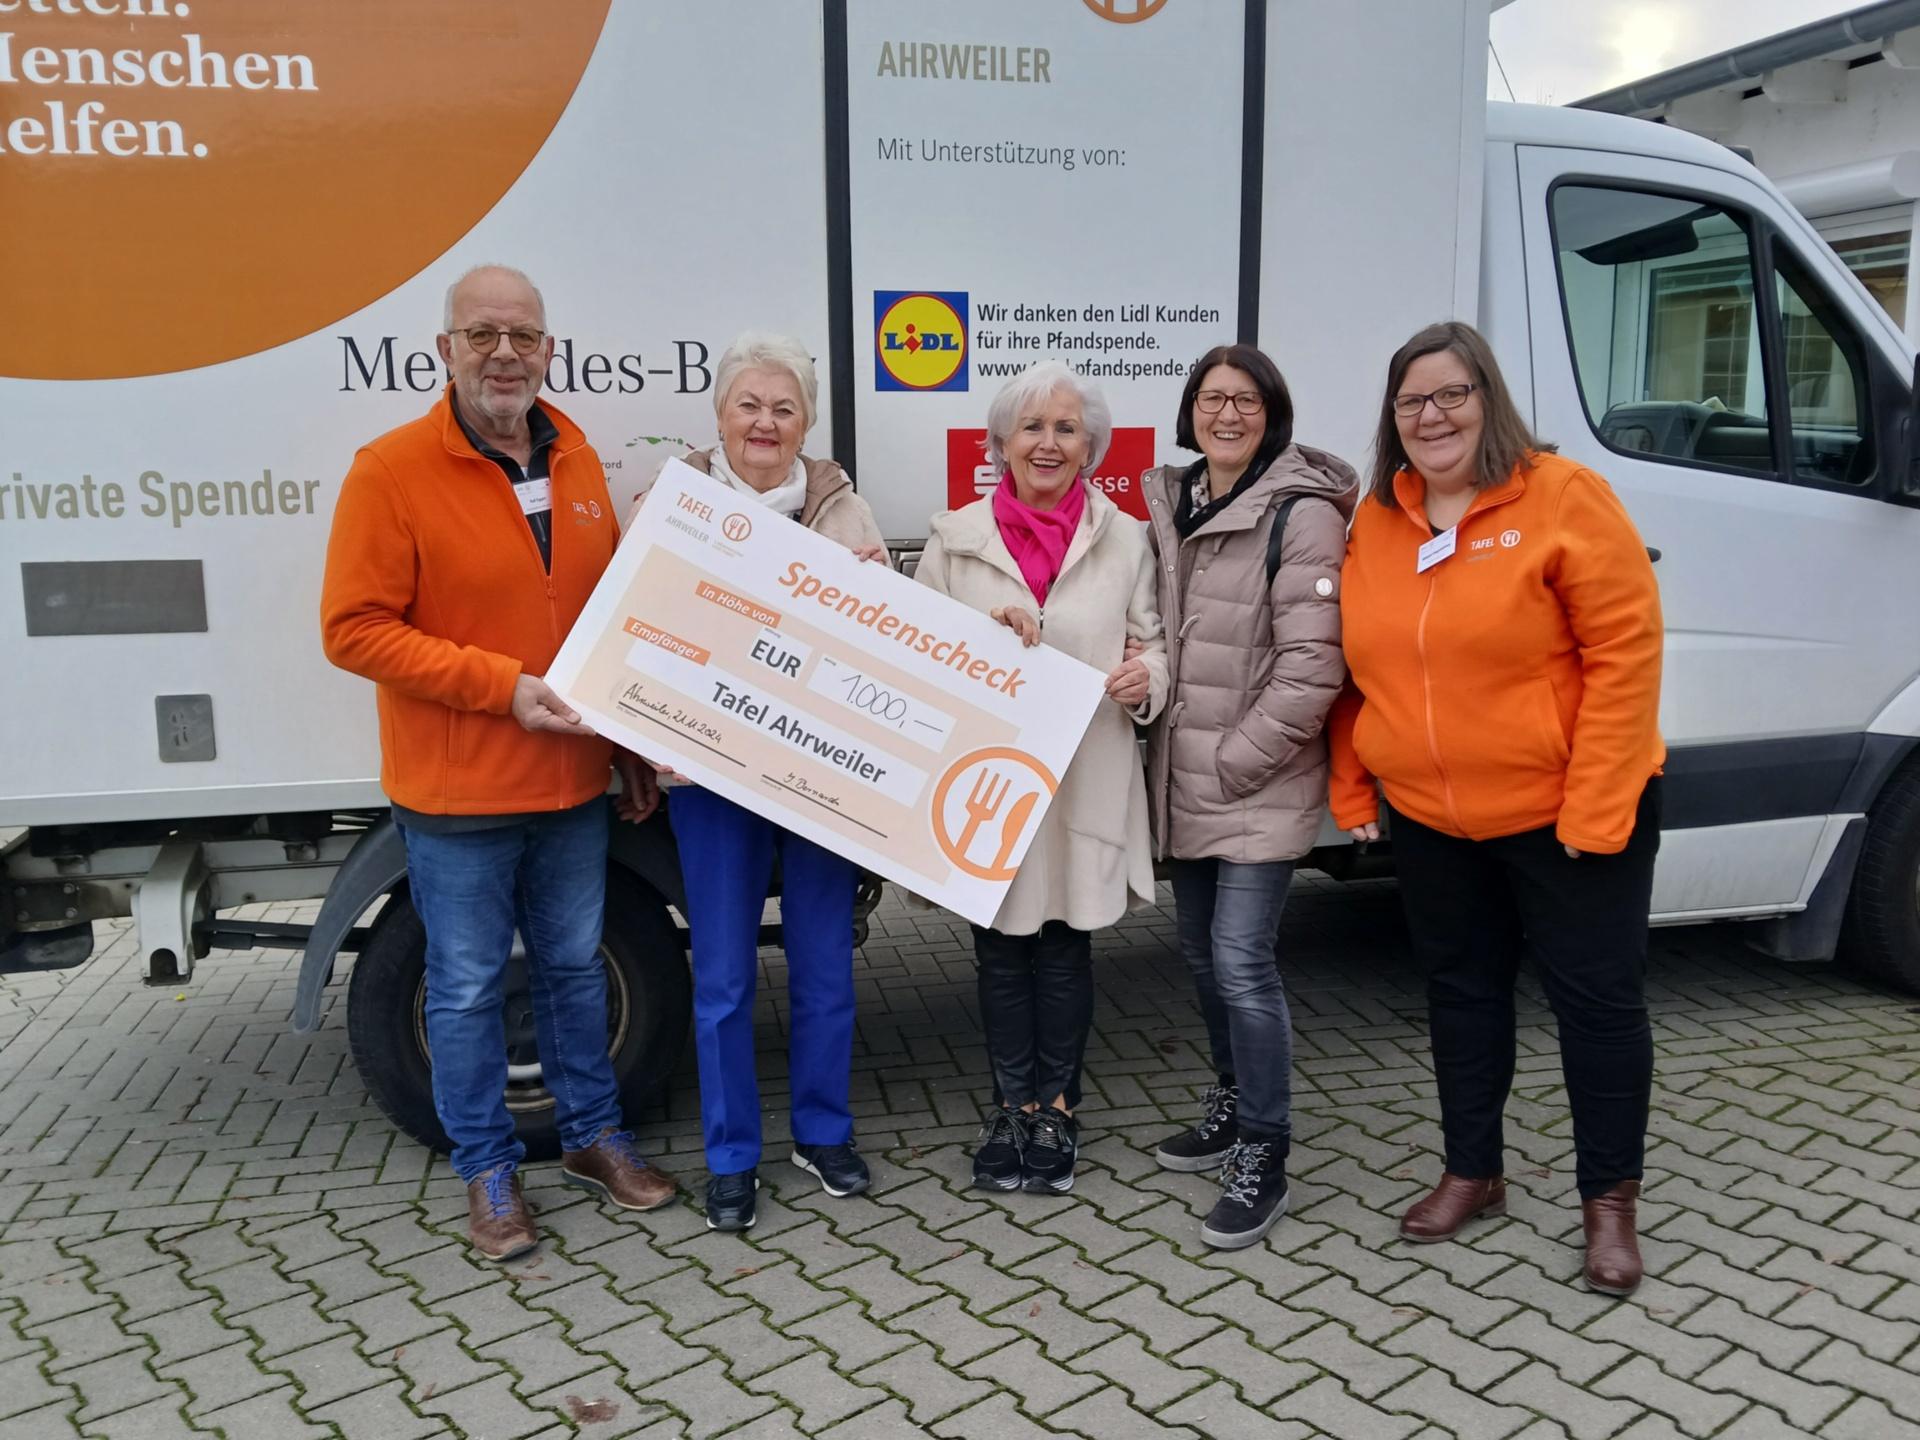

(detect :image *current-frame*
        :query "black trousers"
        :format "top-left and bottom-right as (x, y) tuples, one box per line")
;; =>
(1389, 780), (1660, 1199)
(970, 922), (1093, 1110)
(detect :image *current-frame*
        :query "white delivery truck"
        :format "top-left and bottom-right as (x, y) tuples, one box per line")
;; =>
(3, 1), (1917, 1158)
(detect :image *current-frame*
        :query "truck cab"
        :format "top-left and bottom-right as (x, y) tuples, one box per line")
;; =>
(1477, 103), (1920, 985)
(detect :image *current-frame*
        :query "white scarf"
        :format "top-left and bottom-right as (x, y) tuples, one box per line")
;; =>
(710, 446), (807, 518)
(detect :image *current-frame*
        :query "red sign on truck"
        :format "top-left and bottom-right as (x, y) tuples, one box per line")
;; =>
(945, 426), (1155, 520)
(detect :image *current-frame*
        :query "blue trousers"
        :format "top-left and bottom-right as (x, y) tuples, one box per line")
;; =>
(400, 801), (622, 1182)
(670, 788), (859, 1175)
(1169, 858), (1296, 1140)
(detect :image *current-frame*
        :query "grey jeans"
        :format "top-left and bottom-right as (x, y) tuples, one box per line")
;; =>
(1169, 859), (1296, 1140)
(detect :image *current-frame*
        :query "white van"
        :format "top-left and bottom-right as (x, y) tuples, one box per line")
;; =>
(3, 1), (1915, 1158)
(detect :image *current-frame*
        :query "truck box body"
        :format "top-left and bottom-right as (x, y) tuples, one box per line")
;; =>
(5, 0), (1920, 1001)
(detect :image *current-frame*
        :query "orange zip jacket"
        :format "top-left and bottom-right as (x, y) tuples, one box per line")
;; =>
(1327, 451), (1664, 854)
(320, 390), (617, 815)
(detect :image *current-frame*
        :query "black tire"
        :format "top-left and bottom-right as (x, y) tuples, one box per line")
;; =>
(346, 868), (691, 1159)
(1839, 760), (1920, 993)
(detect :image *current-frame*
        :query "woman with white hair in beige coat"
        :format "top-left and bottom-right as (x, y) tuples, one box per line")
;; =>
(915, 359), (1168, 1197)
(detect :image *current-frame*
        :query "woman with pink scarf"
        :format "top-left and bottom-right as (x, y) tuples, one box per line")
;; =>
(915, 360), (1168, 1196)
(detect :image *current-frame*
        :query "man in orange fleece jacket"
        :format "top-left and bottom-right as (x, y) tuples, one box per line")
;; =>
(321, 265), (672, 1262)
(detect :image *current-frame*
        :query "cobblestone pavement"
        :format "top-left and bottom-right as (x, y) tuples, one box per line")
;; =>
(4, 875), (1920, 1439)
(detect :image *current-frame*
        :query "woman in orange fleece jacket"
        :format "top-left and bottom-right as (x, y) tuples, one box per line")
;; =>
(1328, 322), (1664, 1298)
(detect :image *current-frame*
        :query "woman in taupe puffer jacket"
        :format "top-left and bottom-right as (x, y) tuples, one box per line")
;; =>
(1141, 344), (1357, 1251)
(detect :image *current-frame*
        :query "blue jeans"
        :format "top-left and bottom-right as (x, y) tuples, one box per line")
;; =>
(400, 801), (622, 1181)
(670, 787), (858, 1176)
(1169, 859), (1296, 1140)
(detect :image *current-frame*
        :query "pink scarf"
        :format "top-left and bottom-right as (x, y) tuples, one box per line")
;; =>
(992, 473), (1086, 606)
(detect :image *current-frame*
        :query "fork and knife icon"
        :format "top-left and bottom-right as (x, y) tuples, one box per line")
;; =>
(954, 768), (1040, 872)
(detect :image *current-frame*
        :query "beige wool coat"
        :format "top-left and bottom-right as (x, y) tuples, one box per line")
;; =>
(632, 448), (887, 554)
(1143, 444), (1357, 864)
(915, 487), (1169, 935)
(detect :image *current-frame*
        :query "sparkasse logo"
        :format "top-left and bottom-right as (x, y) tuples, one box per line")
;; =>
(946, 426), (1154, 519)
(875, 290), (968, 392)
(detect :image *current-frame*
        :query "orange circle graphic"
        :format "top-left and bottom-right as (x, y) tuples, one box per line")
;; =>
(1, 0), (612, 379)
(722, 512), (753, 542)
(1082, 0), (1170, 22)
(930, 747), (1059, 882)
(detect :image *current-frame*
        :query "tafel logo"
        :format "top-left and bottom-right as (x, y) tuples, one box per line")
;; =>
(875, 291), (968, 392)
(931, 748), (1058, 881)
(722, 512), (753, 542)
(1082, 0), (1169, 21)
(946, 426), (1155, 520)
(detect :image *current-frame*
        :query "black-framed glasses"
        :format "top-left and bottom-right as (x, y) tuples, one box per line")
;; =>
(1194, 390), (1266, 415)
(448, 325), (546, 356)
(1392, 383), (1476, 417)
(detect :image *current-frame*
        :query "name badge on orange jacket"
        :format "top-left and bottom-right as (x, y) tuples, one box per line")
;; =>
(1416, 526), (1456, 573)
(513, 477), (552, 516)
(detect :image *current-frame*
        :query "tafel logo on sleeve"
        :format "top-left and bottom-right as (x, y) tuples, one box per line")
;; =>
(875, 291), (969, 392)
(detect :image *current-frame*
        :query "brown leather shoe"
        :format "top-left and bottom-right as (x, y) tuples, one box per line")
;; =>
(562, 1129), (677, 1212)
(466, 1166), (538, 1263)
(1399, 1173), (1507, 1243)
(1582, 1180), (1643, 1296)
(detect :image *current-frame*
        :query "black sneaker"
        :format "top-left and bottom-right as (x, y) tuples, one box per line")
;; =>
(792, 1141), (871, 1197)
(705, 1169), (759, 1231)
(1201, 1139), (1288, 1249)
(1154, 1083), (1239, 1173)
(972, 1107), (1028, 1191)
(1021, 1110), (1078, 1194)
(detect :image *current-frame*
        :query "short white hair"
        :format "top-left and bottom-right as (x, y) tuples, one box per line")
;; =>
(713, 332), (820, 432)
(983, 360), (1112, 477)
(442, 265), (547, 331)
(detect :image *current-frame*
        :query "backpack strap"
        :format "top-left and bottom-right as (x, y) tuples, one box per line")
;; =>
(1264, 494), (1305, 587)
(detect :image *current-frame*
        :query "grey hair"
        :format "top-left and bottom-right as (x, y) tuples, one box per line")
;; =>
(983, 360), (1112, 477)
(442, 265), (547, 331)
(713, 332), (820, 432)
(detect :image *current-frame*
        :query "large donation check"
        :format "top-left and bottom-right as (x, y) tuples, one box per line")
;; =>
(547, 459), (1106, 927)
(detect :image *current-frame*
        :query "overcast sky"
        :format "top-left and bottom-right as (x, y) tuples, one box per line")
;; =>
(1488, 0), (1865, 104)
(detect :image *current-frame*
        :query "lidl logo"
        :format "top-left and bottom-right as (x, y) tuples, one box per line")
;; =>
(875, 290), (968, 392)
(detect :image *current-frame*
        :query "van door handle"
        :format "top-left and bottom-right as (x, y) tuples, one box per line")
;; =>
(1646, 546), (1662, 563)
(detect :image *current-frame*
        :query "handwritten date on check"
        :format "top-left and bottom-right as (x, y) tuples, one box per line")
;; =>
(545, 459), (1105, 927)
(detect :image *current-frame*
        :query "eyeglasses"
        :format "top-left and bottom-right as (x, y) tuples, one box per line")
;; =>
(448, 325), (547, 356)
(1392, 383), (1476, 417)
(1194, 390), (1266, 415)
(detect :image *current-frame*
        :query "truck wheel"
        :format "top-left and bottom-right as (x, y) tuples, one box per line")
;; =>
(345, 869), (690, 1160)
(1840, 761), (1920, 993)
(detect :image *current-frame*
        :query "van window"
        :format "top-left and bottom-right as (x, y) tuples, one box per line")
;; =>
(1774, 243), (1874, 485)
(1551, 184), (1775, 477)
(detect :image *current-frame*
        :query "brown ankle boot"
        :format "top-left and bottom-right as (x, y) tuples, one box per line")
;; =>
(1399, 1173), (1507, 1243)
(466, 1166), (538, 1263)
(1582, 1180), (1643, 1296)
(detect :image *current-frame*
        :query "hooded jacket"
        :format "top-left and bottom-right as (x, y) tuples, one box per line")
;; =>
(1143, 444), (1358, 863)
